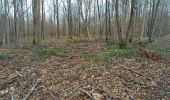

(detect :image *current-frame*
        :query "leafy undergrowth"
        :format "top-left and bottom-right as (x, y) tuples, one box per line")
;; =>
(0, 41), (170, 100)
(100, 44), (136, 58)
(148, 45), (170, 60)
(149, 48), (169, 59)
(86, 53), (113, 65)
(147, 35), (170, 60)
(39, 46), (70, 58)
(86, 44), (136, 65)
(30, 46), (71, 61)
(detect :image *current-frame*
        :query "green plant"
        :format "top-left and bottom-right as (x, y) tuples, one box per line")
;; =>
(152, 49), (169, 58)
(0, 53), (8, 60)
(158, 50), (168, 58)
(39, 46), (61, 57)
(107, 49), (136, 58)
(99, 44), (136, 58)
(99, 44), (118, 52)
(147, 36), (170, 59)
(87, 53), (113, 64)
(94, 55), (106, 62)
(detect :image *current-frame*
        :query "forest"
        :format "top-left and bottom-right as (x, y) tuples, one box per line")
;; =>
(0, 0), (170, 99)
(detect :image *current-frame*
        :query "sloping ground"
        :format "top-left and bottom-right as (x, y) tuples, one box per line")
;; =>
(0, 41), (170, 100)
(148, 35), (170, 57)
(153, 35), (170, 50)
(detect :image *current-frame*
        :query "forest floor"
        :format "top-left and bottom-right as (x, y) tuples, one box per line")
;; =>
(0, 38), (170, 100)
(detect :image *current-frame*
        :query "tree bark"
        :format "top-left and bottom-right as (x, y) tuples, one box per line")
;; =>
(125, 0), (137, 43)
(32, 0), (41, 45)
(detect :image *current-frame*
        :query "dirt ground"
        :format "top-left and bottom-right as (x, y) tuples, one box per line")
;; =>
(0, 41), (170, 100)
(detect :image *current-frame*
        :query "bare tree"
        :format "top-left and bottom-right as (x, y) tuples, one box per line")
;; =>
(115, 0), (137, 49)
(13, 0), (17, 45)
(125, 0), (137, 43)
(0, 0), (169, 48)
(32, 0), (41, 45)
(140, 0), (148, 41)
(2, 0), (8, 47)
(56, 0), (60, 38)
(41, 0), (45, 40)
(147, 0), (161, 42)
(67, 0), (73, 39)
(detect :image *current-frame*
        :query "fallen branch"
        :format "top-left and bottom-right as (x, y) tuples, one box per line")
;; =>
(23, 79), (39, 100)
(47, 90), (57, 100)
(0, 74), (18, 91)
(16, 71), (23, 77)
(92, 85), (120, 100)
(79, 88), (95, 100)
(118, 64), (152, 81)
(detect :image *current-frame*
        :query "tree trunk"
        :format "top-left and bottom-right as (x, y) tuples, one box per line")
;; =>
(125, 0), (137, 43)
(67, 0), (73, 39)
(41, 0), (45, 40)
(115, 0), (124, 49)
(140, 0), (148, 41)
(56, 0), (60, 39)
(147, 0), (160, 42)
(32, 0), (41, 45)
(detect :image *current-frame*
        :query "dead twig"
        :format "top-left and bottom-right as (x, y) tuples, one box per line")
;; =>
(92, 85), (120, 100)
(23, 79), (39, 100)
(79, 88), (95, 100)
(47, 89), (57, 100)
(16, 71), (23, 77)
(0, 74), (18, 91)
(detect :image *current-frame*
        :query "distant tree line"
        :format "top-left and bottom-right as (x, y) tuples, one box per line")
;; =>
(0, 0), (169, 48)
